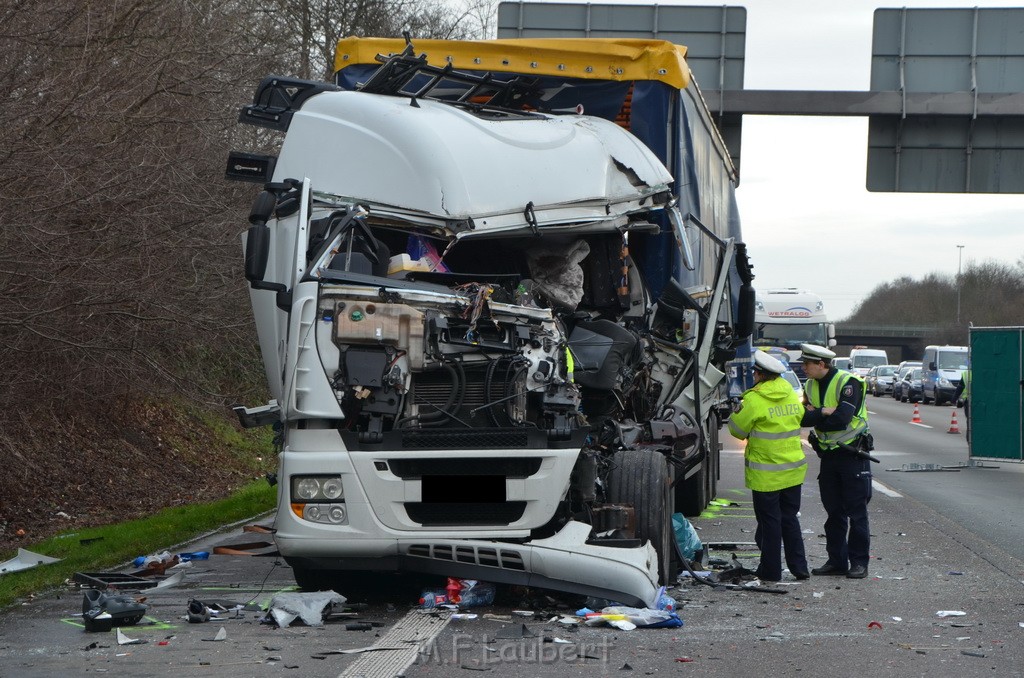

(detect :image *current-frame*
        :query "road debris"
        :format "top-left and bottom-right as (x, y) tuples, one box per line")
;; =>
(0, 548), (61, 575)
(266, 591), (346, 627)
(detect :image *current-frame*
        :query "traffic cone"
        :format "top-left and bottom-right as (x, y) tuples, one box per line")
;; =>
(947, 409), (961, 434)
(910, 403), (922, 424)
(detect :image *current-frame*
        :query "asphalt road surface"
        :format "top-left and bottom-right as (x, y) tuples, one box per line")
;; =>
(1, 398), (1023, 677)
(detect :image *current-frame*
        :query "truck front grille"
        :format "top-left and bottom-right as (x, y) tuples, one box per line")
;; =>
(405, 502), (527, 526)
(400, 428), (531, 449)
(388, 457), (542, 478)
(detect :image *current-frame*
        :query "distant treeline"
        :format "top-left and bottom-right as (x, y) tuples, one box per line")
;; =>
(846, 259), (1024, 344)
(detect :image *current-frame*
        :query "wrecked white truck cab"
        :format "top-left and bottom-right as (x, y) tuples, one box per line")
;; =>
(229, 39), (754, 607)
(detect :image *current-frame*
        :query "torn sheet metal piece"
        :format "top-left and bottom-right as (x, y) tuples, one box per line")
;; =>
(152, 571), (185, 590)
(0, 548), (61, 575)
(268, 591), (347, 627)
(115, 628), (146, 645)
(201, 627), (229, 642)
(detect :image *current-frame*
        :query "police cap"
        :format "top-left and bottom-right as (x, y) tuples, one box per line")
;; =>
(799, 343), (836, 362)
(753, 350), (787, 375)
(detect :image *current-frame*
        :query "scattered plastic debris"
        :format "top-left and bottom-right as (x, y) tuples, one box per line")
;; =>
(419, 579), (495, 609)
(867, 621), (883, 630)
(115, 628), (146, 646)
(673, 513), (703, 560)
(200, 627), (228, 642)
(0, 548), (61, 575)
(132, 551), (209, 569)
(892, 617), (903, 622)
(267, 591), (346, 627)
(188, 600), (212, 623)
(152, 571), (185, 591)
(936, 610), (967, 617)
(82, 590), (147, 632)
(582, 606), (682, 629)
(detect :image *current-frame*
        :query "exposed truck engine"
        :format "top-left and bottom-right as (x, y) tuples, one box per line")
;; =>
(229, 38), (754, 607)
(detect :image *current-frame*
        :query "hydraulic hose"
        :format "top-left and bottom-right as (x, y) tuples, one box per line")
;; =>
(397, 360), (461, 428)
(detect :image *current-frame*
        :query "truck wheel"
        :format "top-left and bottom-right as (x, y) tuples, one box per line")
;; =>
(607, 448), (674, 584)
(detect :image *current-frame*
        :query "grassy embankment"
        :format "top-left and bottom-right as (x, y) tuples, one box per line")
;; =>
(0, 399), (277, 610)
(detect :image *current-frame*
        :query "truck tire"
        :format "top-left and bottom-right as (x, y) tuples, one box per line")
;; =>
(607, 448), (674, 584)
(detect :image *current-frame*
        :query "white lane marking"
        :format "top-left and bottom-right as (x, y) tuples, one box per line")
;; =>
(339, 608), (452, 677)
(872, 480), (902, 498)
(909, 422), (933, 429)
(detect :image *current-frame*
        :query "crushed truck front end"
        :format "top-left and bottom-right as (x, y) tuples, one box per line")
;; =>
(229, 40), (751, 605)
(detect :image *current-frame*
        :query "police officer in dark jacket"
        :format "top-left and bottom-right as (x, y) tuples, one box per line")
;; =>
(799, 344), (872, 579)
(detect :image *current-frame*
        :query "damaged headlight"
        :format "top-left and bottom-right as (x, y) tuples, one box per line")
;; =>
(290, 475), (347, 524)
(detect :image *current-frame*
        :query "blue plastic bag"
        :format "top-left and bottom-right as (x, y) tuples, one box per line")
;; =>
(672, 513), (703, 561)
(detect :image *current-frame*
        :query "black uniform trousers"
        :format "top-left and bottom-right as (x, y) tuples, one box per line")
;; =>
(818, 451), (872, 569)
(752, 484), (808, 581)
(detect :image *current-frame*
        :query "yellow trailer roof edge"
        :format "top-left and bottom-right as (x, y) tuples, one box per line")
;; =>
(334, 37), (690, 89)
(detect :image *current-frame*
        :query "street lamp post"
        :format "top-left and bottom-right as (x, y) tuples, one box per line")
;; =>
(956, 245), (965, 325)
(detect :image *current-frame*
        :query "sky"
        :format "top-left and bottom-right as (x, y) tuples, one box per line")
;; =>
(722, 0), (1024, 320)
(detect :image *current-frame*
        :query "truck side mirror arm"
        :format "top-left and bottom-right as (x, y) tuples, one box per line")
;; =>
(245, 189), (291, 310)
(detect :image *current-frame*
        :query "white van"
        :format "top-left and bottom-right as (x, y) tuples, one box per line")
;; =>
(849, 348), (889, 378)
(921, 345), (969, 405)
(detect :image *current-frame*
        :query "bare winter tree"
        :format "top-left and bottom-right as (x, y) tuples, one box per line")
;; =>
(0, 0), (498, 546)
(254, 0), (493, 80)
(0, 1), (270, 414)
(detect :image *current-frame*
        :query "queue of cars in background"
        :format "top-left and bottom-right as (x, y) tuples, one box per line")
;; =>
(893, 367), (925, 403)
(866, 364), (897, 396)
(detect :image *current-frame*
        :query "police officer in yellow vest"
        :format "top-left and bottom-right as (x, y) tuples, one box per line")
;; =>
(799, 343), (872, 579)
(728, 350), (810, 582)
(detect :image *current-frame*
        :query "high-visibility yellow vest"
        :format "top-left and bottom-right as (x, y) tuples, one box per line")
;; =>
(728, 377), (807, 492)
(805, 370), (869, 450)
